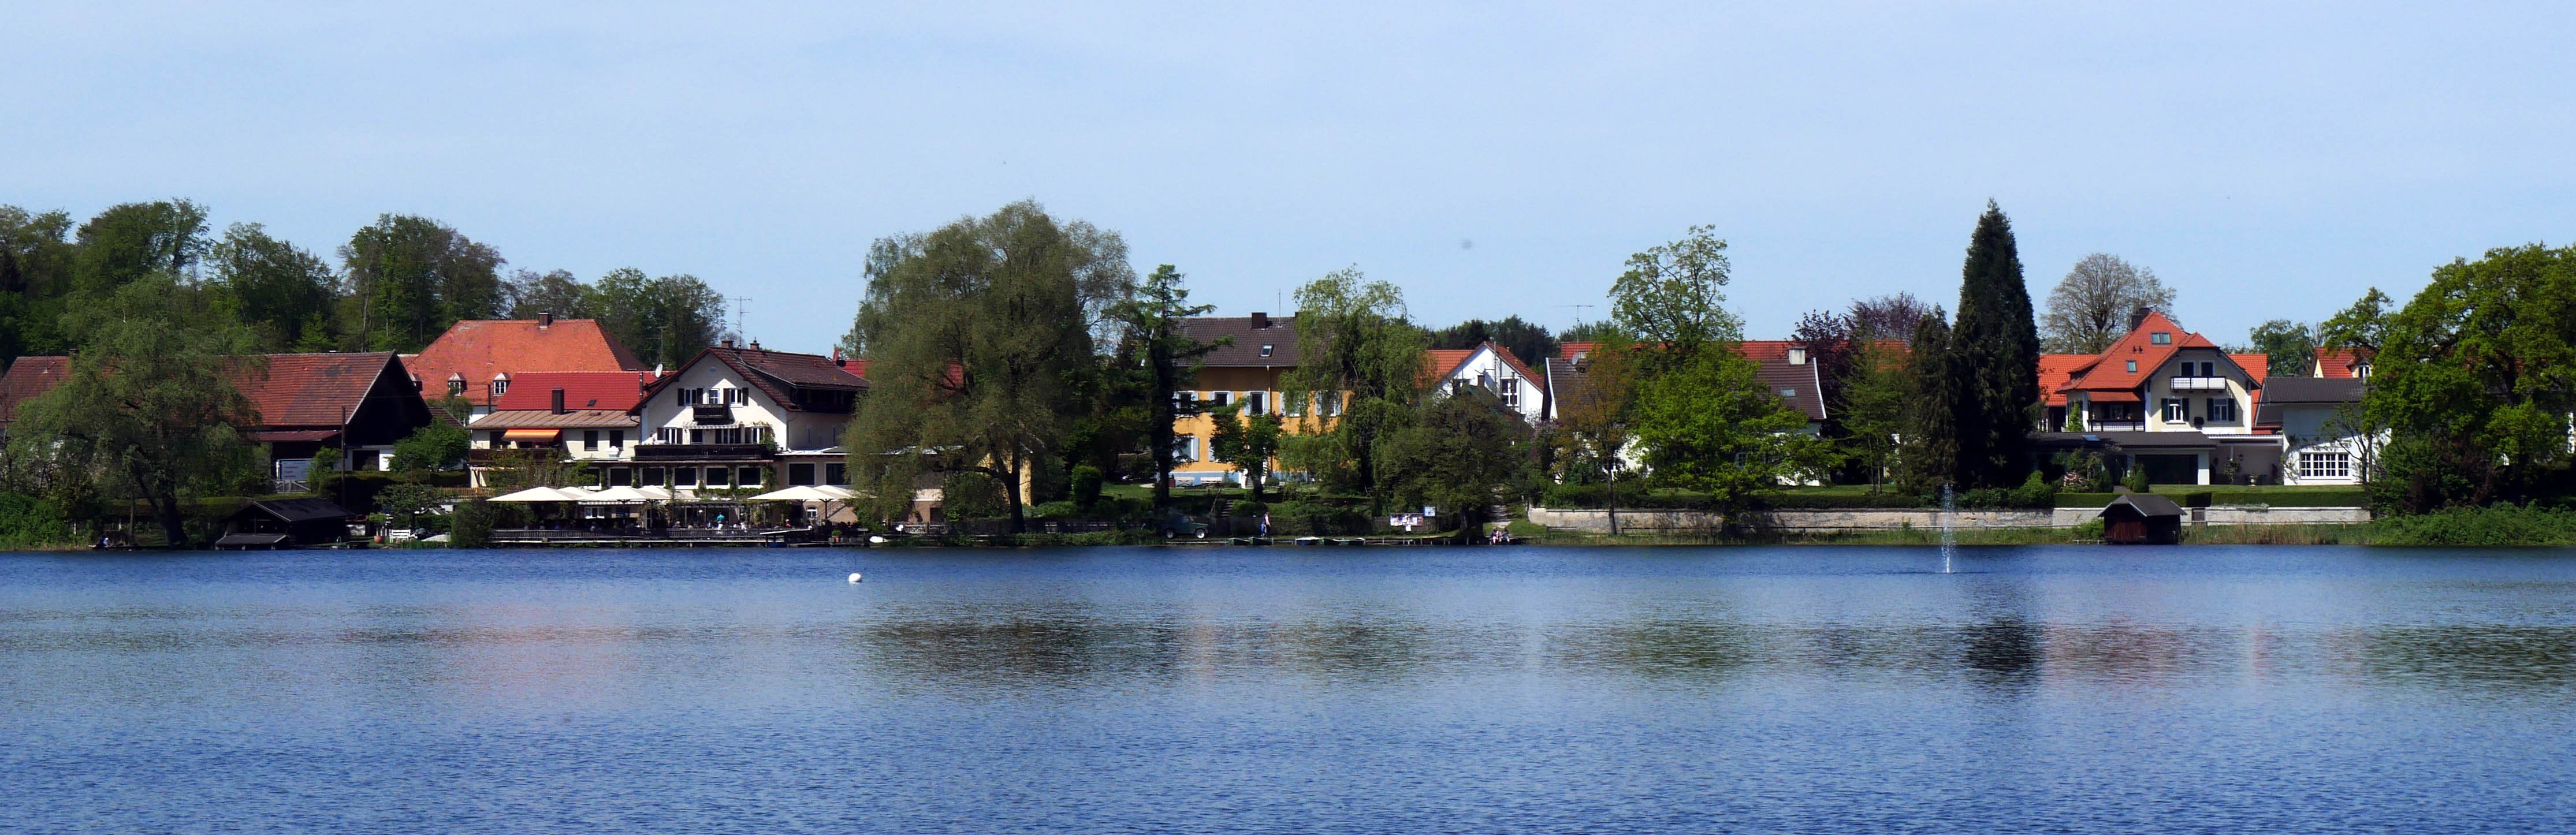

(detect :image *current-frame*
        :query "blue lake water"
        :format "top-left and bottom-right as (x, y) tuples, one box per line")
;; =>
(3, 545), (2573, 833)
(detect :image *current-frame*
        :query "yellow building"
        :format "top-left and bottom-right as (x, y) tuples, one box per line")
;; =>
(1170, 313), (1341, 486)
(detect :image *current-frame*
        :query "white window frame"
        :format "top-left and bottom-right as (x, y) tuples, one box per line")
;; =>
(1246, 391), (1267, 416)
(1499, 377), (1519, 408)
(2298, 450), (2351, 479)
(2162, 398), (2189, 423)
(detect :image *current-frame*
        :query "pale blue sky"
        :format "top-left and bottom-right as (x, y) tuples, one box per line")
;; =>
(10, 2), (2572, 353)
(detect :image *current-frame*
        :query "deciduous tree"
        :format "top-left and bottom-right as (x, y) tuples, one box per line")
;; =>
(2039, 252), (2173, 354)
(2364, 245), (2576, 510)
(210, 223), (340, 351)
(340, 214), (504, 352)
(1279, 267), (1425, 512)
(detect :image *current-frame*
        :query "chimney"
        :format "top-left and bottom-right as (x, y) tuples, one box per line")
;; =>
(2130, 306), (2153, 331)
(1250, 311), (1269, 329)
(538, 311), (554, 328)
(721, 338), (735, 349)
(832, 346), (847, 368)
(550, 388), (565, 415)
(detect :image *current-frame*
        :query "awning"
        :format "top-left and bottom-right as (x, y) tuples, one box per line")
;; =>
(502, 428), (561, 442)
(2080, 391), (2142, 404)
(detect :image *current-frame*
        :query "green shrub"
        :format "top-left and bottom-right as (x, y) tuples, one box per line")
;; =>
(1760, 491), (1927, 509)
(943, 472), (1006, 519)
(1230, 499), (1268, 519)
(2070, 518), (2105, 540)
(449, 498), (495, 548)
(0, 493), (76, 549)
(2122, 465), (2151, 494)
(1272, 501), (1370, 536)
(2370, 505), (2576, 546)
(2206, 490), (2369, 508)
(1070, 465), (1104, 509)
(1029, 500), (1082, 519)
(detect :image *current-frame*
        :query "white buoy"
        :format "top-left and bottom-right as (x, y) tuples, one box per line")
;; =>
(847, 572), (863, 584)
(868, 535), (887, 545)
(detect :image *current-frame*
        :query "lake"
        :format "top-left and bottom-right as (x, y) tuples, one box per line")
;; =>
(3, 546), (2572, 832)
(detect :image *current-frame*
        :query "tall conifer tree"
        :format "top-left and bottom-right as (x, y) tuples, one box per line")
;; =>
(1949, 202), (2039, 487)
(1901, 310), (1959, 493)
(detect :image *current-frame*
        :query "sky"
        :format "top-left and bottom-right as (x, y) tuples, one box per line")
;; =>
(9, 2), (2573, 354)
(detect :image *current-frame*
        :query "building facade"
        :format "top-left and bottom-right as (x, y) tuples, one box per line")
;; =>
(621, 342), (866, 495)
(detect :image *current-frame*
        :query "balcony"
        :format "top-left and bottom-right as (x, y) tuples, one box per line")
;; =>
(2169, 377), (2229, 392)
(692, 404), (735, 426)
(634, 443), (769, 461)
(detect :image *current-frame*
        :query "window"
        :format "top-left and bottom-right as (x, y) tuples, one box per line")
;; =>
(608, 430), (623, 449)
(673, 467), (697, 487)
(581, 430), (599, 450)
(1318, 392), (1342, 416)
(2125, 360), (2138, 373)
(1476, 372), (1493, 390)
(737, 467), (764, 487)
(1209, 392), (1231, 408)
(789, 463), (816, 486)
(689, 429), (705, 444)
(727, 388), (748, 406)
(448, 379), (466, 397)
(487, 431), (504, 447)
(825, 463), (847, 485)
(2151, 332), (2172, 345)
(1259, 344), (1273, 357)
(490, 377), (509, 396)
(1284, 394), (1304, 417)
(642, 467), (665, 487)
(1247, 392), (1268, 416)
(2206, 397), (2238, 422)
(1499, 378), (1520, 408)
(2299, 450), (2352, 479)
(1174, 391), (1198, 413)
(706, 467), (731, 487)
(2199, 361), (2217, 377)
(657, 427), (682, 443)
(1174, 436), (1200, 462)
(2162, 398), (2190, 422)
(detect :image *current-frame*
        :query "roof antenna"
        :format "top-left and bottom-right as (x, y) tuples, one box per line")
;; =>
(732, 296), (751, 348)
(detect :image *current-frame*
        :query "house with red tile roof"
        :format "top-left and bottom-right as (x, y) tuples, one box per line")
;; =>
(463, 371), (660, 487)
(1425, 341), (1548, 424)
(2310, 346), (2373, 379)
(612, 341), (869, 495)
(2043, 310), (2275, 484)
(403, 314), (645, 417)
(0, 352), (435, 490)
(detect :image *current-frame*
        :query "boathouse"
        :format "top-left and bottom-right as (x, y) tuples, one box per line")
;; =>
(2098, 494), (2184, 545)
(217, 498), (359, 549)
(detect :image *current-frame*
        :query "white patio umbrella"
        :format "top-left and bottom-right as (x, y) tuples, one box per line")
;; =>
(584, 486), (654, 503)
(491, 486), (581, 502)
(634, 486), (675, 501)
(747, 486), (848, 502)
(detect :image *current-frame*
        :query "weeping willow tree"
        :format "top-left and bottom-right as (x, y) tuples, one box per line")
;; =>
(841, 202), (1133, 532)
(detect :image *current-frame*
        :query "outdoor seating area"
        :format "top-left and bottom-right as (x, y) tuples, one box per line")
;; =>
(485, 484), (861, 546)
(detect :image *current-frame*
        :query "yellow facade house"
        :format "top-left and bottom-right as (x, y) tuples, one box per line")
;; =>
(1169, 312), (1343, 487)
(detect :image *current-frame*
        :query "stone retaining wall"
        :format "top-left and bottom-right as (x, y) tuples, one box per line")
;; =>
(1528, 505), (2371, 532)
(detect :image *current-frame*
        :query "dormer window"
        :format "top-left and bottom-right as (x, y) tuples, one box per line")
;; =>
(2151, 333), (2172, 345)
(489, 373), (509, 397)
(1259, 344), (1273, 358)
(1787, 348), (1807, 365)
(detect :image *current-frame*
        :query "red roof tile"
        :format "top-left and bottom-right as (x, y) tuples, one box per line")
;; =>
(0, 356), (70, 426)
(493, 371), (656, 412)
(2313, 346), (2373, 378)
(2056, 311), (2239, 394)
(2037, 355), (2092, 407)
(234, 353), (409, 427)
(404, 319), (644, 407)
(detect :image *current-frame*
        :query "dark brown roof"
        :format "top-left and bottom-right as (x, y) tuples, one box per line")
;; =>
(1178, 315), (1300, 367)
(2102, 493), (2184, 518)
(0, 356), (70, 426)
(2254, 377), (2366, 425)
(1755, 359), (1828, 422)
(1543, 357), (1598, 420)
(639, 345), (869, 413)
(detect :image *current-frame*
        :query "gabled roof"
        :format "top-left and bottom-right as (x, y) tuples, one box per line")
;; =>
(492, 371), (656, 412)
(404, 319), (645, 406)
(2056, 311), (2262, 396)
(238, 498), (357, 523)
(1423, 342), (1547, 398)
(237, 353), (411, 428)
(2037, 355), (2091, 407)
(2101, 493), (2184, 519)
(638, 345), (869, 413)
(2313, 346), (2374, 378)
(470, 409), (638, 429)
(1755, 358), (1827, 422)
(0, 356), (70, 426)
(1177, 315), (1299, 367)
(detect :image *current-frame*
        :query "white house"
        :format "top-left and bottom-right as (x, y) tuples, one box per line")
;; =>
(2256, 377), (2378, 486)
(620, 341), (868, 495)
(1427, 341), (1548, 424)
(465, 371), (656, 488)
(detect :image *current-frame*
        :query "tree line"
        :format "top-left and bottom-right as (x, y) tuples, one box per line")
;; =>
(0, 200), (732, 369)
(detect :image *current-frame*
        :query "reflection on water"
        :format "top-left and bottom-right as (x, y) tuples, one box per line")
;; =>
(3, 546), (2574, 832)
